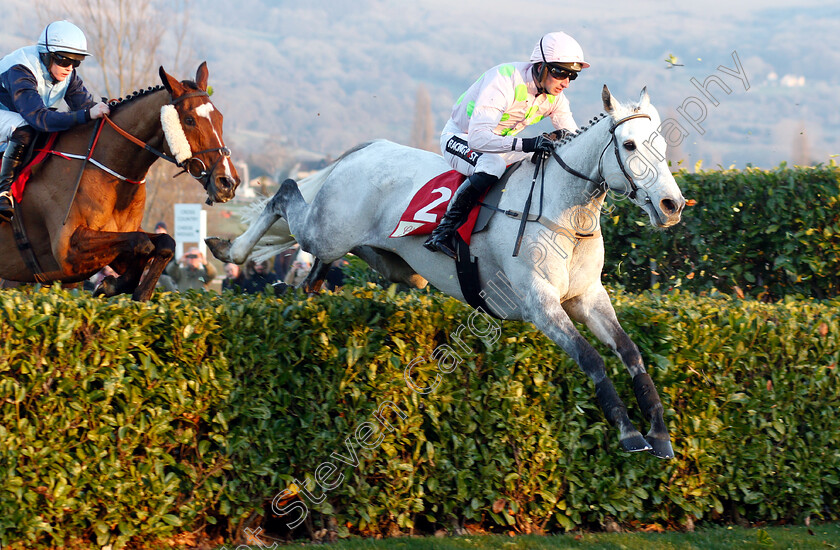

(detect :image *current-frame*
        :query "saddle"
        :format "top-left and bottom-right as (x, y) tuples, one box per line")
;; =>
(390, 164), (520, 319)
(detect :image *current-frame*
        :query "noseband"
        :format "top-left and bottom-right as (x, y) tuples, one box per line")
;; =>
(551, 113), (652, 201)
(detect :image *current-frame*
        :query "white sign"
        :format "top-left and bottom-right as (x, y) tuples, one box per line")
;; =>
(174, 203), (202, 241)
(173, 203), (207, 259)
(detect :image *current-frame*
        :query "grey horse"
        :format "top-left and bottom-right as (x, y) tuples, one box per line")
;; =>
(208, 86), (685, 458)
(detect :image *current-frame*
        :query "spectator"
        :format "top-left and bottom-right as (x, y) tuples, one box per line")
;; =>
(165, 247), (216, 291)
(222, 262), (249, 292)
(273, 245), (299, 280)
(245, 259), (280, 294)
(154, 221), (168, 234)
(283, 249), (312, 287)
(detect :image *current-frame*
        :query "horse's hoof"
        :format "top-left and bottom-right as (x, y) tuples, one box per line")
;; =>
(205, 237), (232, 263)
(94, 275), (119, 298)
(645, 436), (675, 459)
(272, 281), (291, 296)
(620, 432), (653, 453)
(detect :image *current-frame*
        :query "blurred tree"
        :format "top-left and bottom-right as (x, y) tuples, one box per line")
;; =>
(410, 84), (437, 152)
(792, 123), (812, 166)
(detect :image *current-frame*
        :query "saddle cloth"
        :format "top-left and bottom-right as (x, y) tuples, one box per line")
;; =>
(389, 170), (487, 244)
(10, 133), (57, 203)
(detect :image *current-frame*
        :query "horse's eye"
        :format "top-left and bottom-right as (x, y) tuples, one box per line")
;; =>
(184, 116), (196, 126)
(623, 140), (636, 151)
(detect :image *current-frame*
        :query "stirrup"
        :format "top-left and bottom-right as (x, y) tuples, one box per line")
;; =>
(423, 231), (457, 259)
(0, 191), (14, 223)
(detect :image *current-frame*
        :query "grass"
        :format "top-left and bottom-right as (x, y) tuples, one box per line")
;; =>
(220, 524), (840, 549)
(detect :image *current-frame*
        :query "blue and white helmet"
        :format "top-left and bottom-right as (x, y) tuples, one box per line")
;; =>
(37, 21), (90, 60)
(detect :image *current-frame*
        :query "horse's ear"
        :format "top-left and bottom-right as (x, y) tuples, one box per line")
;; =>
(159, 66), (183, 97)
(638, 86), (650, 110)
(195, 62), (209, 92)
(602, 85), (617, 113)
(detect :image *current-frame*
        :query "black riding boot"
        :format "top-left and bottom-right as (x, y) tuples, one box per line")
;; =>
(0, 129), (33, 224)
(423, 171), (498, 259)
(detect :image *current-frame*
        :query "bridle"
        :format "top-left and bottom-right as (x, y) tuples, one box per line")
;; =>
(551, 113), (652, 202)
(100, 90), (232, 193)
(509, 112), (653, 256)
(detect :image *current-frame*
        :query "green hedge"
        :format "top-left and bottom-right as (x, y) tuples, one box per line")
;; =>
(0, 286), (839, 548)
(601, 163), (840, 300)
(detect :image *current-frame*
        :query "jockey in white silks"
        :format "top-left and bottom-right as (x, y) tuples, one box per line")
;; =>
(0, 20), (110, 223)
(424, 31), (590, 259)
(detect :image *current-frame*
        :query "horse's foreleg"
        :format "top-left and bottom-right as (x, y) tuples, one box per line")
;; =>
(132, 233), (175, 301)
(67, 227), (155, 299)
(563, 285), (674, 459)
(528, 289), (652, 454)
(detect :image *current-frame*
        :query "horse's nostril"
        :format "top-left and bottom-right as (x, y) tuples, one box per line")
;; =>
(217, 176), (235, 192)
(660, 198), (678, 215)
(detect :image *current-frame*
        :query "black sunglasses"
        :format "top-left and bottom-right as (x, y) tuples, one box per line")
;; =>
(52, 53), (81, 69)
(547, 64), (578, 81)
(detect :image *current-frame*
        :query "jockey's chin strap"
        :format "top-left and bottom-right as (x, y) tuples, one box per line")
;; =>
(551, 112), (652, 201)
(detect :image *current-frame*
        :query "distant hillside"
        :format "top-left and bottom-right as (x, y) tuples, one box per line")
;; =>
(3, 0), (838, 168)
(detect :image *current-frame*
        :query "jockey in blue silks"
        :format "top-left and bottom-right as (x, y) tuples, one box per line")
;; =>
(0, 20), (110, 223)
(425, 31), (590, 259)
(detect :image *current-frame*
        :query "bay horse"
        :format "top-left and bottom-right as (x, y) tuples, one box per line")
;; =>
(208, 86), (684, 458)
(0, 62), (239, 300)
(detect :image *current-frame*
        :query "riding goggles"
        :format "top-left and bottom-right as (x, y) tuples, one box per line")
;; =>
(547, 64), (578, 81)
(52, 53), (82, 68)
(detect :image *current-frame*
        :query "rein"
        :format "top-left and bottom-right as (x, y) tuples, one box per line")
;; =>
(552, 113), (652, 200)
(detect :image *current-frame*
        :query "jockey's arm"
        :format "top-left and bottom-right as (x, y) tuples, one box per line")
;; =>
(0, 65), (94, 133)
(466, 74), (520, 154)
(63, 72), (97, 112)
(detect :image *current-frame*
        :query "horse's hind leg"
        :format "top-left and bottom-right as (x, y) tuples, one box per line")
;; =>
(206, 178), (300, 265)
(527, 288), (653, 455)
(563, 285), (674, 459)
(298, 257), (331, 293)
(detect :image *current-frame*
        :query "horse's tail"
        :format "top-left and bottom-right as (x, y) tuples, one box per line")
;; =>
(245, 141), (377, 262)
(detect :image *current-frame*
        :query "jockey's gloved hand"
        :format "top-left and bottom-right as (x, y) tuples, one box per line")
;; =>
(521, 135), (555, 156)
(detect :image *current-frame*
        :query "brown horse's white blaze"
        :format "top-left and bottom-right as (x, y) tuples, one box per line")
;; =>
(0, 62), (239, 300)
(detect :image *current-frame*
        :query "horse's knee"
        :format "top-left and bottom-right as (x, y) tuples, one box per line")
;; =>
(128, 234), (155, 257)
(154, 233), (176, 258)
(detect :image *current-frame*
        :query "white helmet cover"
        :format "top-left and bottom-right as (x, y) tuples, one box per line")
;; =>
(37, 21), (90, 58)
(530, 32), (590, 70)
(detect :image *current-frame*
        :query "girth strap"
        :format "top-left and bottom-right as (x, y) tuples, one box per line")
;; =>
(10, 199), (46, 282)
(454, 234), (505, 320)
